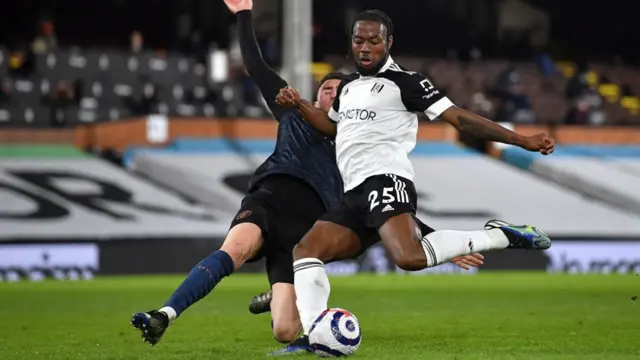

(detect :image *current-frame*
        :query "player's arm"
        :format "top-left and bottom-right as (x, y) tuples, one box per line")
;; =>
(439, 107), (526, 146)
(236, 9), (290, 120)
(297, 98), (338, 138)
(277, 79), (350, 139)
(399, 73), (555, 154)
(441, 106), (554, 154)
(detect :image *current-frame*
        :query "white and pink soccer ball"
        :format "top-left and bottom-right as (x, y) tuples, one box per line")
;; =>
(308, 308), (362, 357)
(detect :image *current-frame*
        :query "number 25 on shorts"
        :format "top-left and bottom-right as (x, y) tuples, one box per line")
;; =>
(368, 187), (395, 211)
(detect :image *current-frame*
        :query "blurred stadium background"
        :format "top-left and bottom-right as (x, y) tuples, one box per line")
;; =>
(1, 1), (639, 359)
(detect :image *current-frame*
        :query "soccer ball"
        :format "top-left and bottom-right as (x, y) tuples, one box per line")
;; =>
(308, 308), (361, 357)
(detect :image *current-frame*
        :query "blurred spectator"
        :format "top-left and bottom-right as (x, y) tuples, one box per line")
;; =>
(139, 83), (159, 114)
(189, 32), (207, 63)
(31, 21), (58, 55)
(537, 53), (556, 76)
(228, 67), (265, 117)
(565, 62), (605, 125)
(492, 65), (535, 123)
(564, 96), (605, 125)
(130, 31), (144, 53)
(565, 65), (591, 100)
(0, 78), (11, 105)
(494, 65), (518, 94)
(45, 81), (78, 127)
(564, 100), (589, 125)
(469, 92), (494, 119)
(620, 84), (635, 97)
(7, 48), (35, 78)
(43, 80), (81, 106)
(125, 83), (159, 115)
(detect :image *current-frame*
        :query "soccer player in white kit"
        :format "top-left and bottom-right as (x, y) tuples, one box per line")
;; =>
(275, 9), (556, 345)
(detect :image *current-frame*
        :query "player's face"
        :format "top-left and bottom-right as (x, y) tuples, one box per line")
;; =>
(351, 21), (392, 71)
(315, 79), (341, 112)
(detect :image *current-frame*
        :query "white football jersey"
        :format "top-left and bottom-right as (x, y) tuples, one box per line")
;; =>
(328, 57), (454, 191)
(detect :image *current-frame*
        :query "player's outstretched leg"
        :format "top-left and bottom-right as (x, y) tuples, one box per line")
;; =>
(484, 219), (551, 250)
(131, 223), (262, 345)
(366, 174), (547, 271)
(249, 290), (272, 314)
(131, 247), (236, 345)
(417, 219), (551, 267)
(379, 213), (551, 271)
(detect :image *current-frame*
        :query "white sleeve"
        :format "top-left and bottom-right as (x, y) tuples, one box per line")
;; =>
(328, 107), (339, 123)
(424, 97), (454, 120)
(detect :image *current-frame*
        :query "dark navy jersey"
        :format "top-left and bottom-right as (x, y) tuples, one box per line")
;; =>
(249, 112), (343, 209)
(237, 10), (343, 209)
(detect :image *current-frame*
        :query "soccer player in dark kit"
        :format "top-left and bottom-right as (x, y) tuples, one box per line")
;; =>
(129, 0), (347, 347)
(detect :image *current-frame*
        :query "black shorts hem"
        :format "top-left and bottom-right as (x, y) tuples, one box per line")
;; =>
(228, 174), (326, 274)
(266, 249), (294, 285)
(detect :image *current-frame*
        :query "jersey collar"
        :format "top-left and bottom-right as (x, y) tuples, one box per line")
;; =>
(378, 56), (394, 73)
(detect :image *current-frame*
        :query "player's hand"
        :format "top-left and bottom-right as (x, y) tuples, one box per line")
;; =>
(223, 0), (253, 13)
(450, 253), (484, 270)
(276, 87), (301, 108)
(521, 133), (555, 155)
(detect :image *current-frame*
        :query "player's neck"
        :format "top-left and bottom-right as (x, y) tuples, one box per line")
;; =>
(356, 53), (391, 76)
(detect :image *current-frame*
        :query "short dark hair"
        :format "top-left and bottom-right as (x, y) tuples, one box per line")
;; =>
(319, 72), (347, 86)
(351, 9), (394, 39)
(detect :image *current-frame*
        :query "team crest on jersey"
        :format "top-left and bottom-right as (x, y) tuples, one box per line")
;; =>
(236, 210), (252, 220)
(371, 82), (385, 95)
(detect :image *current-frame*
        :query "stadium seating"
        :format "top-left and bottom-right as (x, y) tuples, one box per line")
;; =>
(0, 49), (212, 127)
(2, 48), (640, 127)
(326, 55), (640, 125)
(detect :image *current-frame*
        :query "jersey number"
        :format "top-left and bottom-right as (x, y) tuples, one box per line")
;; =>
(419, 78), (434, 92)
(368, 187), (395, 211)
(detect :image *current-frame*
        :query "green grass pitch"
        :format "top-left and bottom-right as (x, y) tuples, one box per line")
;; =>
(0, 273), (638, 359)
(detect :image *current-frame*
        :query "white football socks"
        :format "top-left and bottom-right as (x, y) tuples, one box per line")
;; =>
(421, 229), (509, 267)
(293, 258), (331, 335)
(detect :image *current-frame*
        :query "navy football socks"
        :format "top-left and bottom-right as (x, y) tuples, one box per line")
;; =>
(162, 250), (235, 318)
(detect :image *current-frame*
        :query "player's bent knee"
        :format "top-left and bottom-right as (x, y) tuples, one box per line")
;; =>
(272, 322), (301, 343)
(390, 251), (426, 271)
(379, 214), (427, 271)
(292, 241), (318, 261)
(292, 222), (330, 261)
(220, 223), (263, 269)
(293, 221), (362, 262)
(385, 242), (427, 271)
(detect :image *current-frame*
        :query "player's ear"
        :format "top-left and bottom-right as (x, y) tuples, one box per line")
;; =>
(314, 101), (319, 108)
(387, 35), (393, 51)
